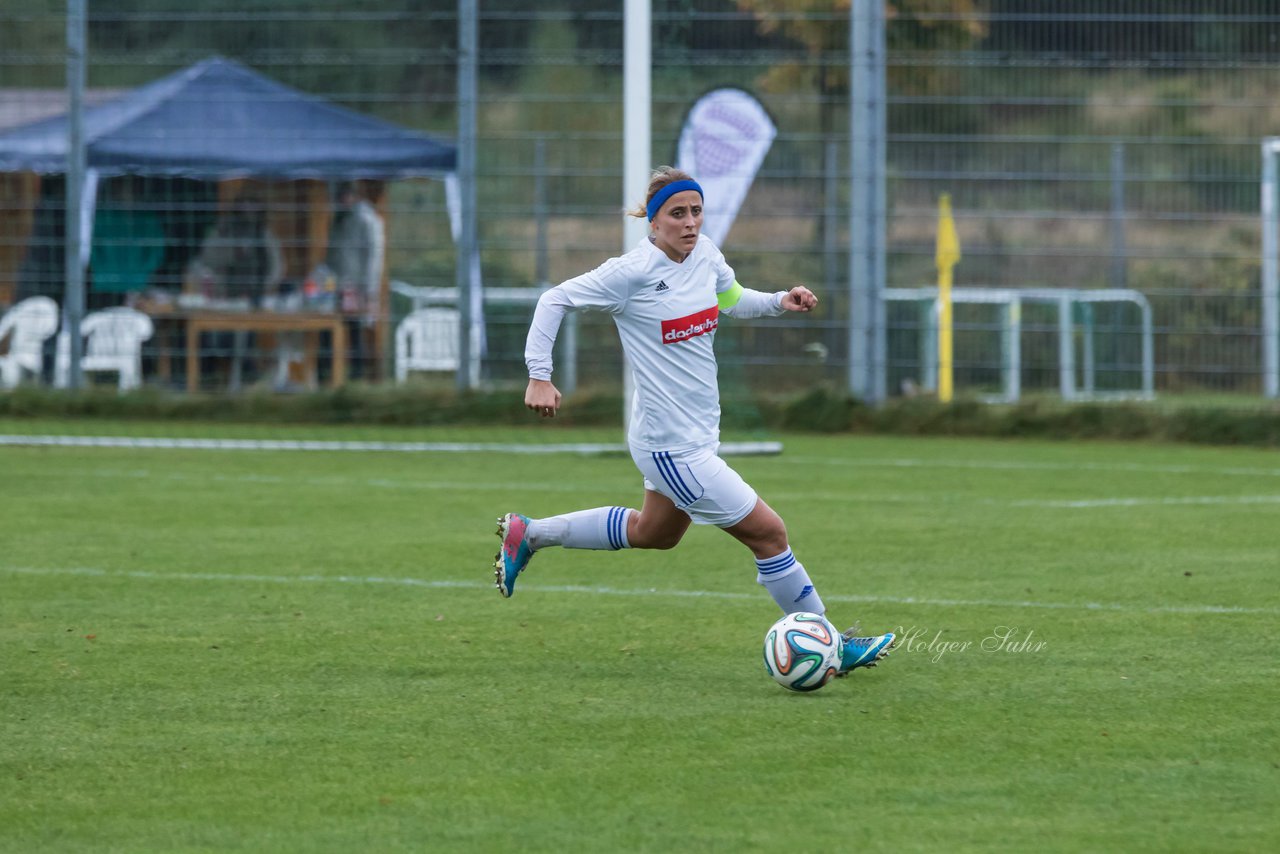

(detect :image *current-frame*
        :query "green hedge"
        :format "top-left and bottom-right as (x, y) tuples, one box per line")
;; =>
(2, 384), (1279, 447)
(779, 387), (1280, 447)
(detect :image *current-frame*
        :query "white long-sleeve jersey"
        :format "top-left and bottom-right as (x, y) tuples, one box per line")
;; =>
(526, 234), (787, 452)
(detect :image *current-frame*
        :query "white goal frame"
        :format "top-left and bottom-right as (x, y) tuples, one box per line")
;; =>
(1260, 138), (1280, 398)
(885, 286), (1155, 403)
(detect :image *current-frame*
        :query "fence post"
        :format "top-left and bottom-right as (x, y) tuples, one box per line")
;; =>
(64, 0), (87, 389)
(849, 1), (887, 403)
(1004, 296), (1021, 402)
(1262, 139), (1280, 398)
(1111, 142), (1127, 290)
(1059, 292), (1075, 400)
(455, 0), (478, 391)
(622, 0), (651, 428)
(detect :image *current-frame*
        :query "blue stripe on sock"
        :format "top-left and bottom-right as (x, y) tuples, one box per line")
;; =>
(652, 452), (696, 504)
(757, 562), (796, 577)
(608, 506), (626, 550)
(756, 549), (796, 576)
(756, 549), (794, 569)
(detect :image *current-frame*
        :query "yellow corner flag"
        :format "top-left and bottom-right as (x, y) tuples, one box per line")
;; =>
(936, 193), (961, 402)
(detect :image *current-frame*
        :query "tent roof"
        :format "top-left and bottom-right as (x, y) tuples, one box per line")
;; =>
(0, 56), (456, 179)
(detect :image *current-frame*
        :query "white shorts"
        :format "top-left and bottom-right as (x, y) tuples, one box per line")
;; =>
(630, 444), (759, 528)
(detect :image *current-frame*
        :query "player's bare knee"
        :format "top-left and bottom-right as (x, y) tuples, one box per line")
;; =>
(743, 516), (788, 556)
(754, 533), (789, 557)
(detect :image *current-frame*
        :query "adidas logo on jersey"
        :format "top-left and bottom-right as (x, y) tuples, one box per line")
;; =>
(655, 281), (669, 293)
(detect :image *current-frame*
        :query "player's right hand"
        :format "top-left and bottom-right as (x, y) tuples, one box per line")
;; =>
(525, 378), (562, 418)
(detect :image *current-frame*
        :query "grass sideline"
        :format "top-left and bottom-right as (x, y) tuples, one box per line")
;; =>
(2, 383), (1280, 446)
(2, 432), (1278, 851)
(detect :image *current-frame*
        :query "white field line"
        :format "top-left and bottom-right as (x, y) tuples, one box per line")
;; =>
(22, 465), (1280, 509)
(1011, 495), (1280, 508)
(0, 434), (620, 454)
(787, 455), (1280, 479)
(2, 565), (1275, 617)
(0, 434), (781, 456)
(60, 466), (602, 494)
(4, 434), (1276, 478)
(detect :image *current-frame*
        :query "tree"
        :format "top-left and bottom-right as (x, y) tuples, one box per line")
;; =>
(735, 0), (988, 102)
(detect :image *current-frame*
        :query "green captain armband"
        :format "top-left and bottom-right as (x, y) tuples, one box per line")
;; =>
(717, 280), (745, 310)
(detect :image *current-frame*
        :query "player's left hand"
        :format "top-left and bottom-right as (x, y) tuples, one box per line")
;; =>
(781, 286), (818, 312)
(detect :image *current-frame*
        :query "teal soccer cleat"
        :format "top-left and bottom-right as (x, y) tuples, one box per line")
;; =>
(836, 627), (896, 675)
(494, 513), (535, 598)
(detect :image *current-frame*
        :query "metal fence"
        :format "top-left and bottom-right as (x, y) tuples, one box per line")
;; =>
(1, 1), (1277, 401)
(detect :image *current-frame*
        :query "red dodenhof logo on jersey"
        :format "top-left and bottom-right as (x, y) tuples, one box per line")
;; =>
(661, 305), (719, 344)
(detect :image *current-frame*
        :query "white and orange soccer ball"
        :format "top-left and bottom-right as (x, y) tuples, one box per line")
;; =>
(762, 611), (842, 692)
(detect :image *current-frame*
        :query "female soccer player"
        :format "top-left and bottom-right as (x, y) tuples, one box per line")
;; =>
(494, 166), (894, 675)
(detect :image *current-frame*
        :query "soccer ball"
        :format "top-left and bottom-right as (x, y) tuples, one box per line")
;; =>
(762, 611), (843, 692)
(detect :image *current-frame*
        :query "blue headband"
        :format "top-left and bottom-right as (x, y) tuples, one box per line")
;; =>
(646, 180), (704, 221)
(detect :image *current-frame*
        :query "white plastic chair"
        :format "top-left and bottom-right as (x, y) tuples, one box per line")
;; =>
(0, 296), (59, 388)
(395, 307), (478, 381)
(55, 307), (154, 390)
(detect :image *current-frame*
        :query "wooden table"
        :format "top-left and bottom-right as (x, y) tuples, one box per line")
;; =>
(180, 310), (347, 392)
(138, 306), (347, 391)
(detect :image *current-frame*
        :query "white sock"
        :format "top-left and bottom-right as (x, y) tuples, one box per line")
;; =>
(527, 507), (632, 551)
(755, 548), (825, 614)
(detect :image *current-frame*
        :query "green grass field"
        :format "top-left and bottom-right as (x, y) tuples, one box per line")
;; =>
(2, 424), (1278, 852)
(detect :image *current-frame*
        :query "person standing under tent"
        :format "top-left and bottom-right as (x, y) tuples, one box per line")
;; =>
(187, 190), (286, 386)
(325, 181), (385, 379)
(192, 190), (285, 302)
(492, 166), (896, 677)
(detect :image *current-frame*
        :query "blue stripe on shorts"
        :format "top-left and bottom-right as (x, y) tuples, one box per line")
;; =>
(652, 451), (697, 505)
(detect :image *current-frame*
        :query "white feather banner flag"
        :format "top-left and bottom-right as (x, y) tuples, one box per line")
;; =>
(676, 88), (776, 247)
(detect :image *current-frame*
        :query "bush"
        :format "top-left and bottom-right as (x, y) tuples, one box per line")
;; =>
(2, 384), (1279, 447)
